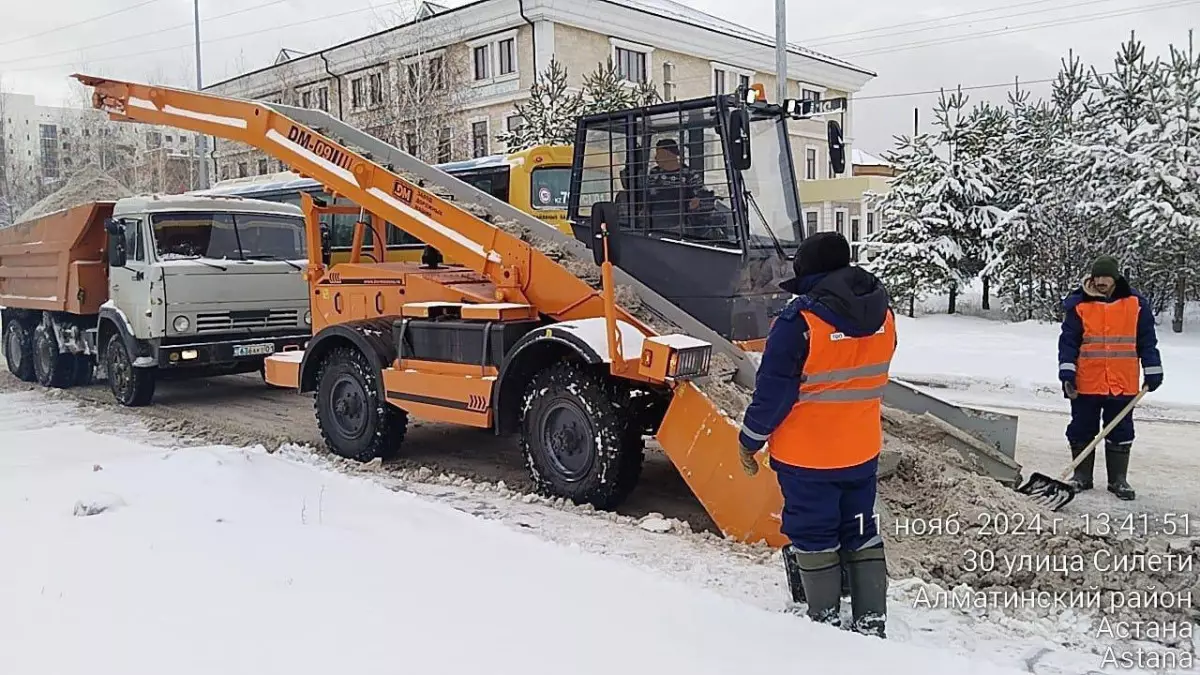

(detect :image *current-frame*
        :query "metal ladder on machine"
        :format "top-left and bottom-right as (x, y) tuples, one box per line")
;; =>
(269, 102), (1022, 486)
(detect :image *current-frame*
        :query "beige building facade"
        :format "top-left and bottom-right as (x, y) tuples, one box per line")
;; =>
(203, 0), (876, 206)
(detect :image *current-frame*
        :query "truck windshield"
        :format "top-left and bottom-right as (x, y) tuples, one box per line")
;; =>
(742, 118), (801, 252)
(151, 212), (306, 261)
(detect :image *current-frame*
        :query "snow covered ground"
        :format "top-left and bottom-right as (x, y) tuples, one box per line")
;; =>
(1, 391), (1193, 675)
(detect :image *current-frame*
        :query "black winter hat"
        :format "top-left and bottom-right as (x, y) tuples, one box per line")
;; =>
(1090, 255), (1121, 279)
(793, 231), (851, 278)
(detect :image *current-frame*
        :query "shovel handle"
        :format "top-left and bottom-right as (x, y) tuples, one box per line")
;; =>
(1058, 385), (1149, 480)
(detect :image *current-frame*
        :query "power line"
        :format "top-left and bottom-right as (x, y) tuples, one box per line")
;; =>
(855, 76), (1068, 102)
(0, 0), (291, 69)
(807, 0), (1129, 49)
(800, 0), (1067, 44)
(0, 0), (167, 48)
(841, 0), (1199, 58)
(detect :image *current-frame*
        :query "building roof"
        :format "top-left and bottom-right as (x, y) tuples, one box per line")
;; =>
(607, 0), (871, 75)
(852, 148), (890, 166)
(205, 0), (872, 89)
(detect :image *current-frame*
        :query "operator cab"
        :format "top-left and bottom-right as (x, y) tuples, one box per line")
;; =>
(567, 87), (846, 342)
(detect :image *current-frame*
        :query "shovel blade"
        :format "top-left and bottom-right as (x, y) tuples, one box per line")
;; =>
(1015, 472), (1076, 511)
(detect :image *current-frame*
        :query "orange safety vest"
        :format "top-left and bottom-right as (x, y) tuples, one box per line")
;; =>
(1075, 297), (1141, 396)
(768, 309), (896, 470)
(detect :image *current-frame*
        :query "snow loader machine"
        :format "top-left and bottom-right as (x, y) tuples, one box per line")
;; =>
(74, 74), (1021, 547)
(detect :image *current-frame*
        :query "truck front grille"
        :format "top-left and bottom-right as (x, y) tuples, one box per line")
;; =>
(195, 309), (299, 333)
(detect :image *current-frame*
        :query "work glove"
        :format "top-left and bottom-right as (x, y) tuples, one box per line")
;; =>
(738, 444), (760, 477)
(1144, 372), (1163, 392)
(1062, 379), (1078, 400)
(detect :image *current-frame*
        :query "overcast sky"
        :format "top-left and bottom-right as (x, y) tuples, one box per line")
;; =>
(0, 0), (1194, 153)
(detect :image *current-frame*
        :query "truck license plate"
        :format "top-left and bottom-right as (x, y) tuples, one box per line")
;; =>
(233, 343), (276, 357)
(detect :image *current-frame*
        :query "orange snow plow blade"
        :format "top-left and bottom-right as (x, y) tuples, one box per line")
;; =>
(656, 383), (787, 547)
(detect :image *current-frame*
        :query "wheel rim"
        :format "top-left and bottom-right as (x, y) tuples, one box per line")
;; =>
(329, 373), (368, 440)
(5, 327), (23, 372)
(540, 398), (594, 481)
(34, 329), (54, 378)
(108, 340), (131, 396)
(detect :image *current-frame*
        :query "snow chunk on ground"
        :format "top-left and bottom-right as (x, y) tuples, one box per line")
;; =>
(0, 398), (1034, 675)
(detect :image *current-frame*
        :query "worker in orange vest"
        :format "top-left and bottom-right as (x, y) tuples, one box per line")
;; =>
(736, 232), (895, 638)
(1058, 255), (1162, 500)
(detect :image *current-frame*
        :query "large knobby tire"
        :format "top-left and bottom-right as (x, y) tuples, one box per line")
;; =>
(104, 333), (155, 406)
(314, 346), (408, 462)
(520, 362), (644, 510)
(3, 319), (35, 382)
(32, 322), (75, 389)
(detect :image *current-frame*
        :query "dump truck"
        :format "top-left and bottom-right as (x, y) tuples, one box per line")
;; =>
(0, 193), (312, 406)
(74, 74), (1021, 546)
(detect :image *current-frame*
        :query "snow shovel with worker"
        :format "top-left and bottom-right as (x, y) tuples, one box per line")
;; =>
(1017, 255), (1162, 510)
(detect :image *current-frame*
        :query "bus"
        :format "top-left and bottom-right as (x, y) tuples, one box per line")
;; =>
(196, 144), (572, 263)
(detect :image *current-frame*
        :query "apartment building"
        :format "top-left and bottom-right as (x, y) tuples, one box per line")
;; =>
(799, 148), (896, 260)
(204, 0), (876, 188)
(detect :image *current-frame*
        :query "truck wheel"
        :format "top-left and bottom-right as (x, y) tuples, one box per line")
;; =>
(520, 362), (643, 509)
(3, 319), (35, 382)
(32, 323), (74, 388)
(73, 355), (95, 386)
(314, 346), (408, 462)
(104, 333), (155, 406)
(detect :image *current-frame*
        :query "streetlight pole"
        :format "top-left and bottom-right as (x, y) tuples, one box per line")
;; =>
(194, 0), (210, 189)
(775, 0), (787, 104)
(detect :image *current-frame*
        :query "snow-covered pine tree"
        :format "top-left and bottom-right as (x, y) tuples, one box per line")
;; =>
(1119, 30), (1200, 332)
(862, 134), (954, 316)
(496, 57), (583, 152)
(960, 99), (1016, 310)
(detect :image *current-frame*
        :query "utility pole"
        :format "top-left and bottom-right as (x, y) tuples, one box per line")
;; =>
(194, 0), (210, 189)
(775, 0), (787, 103)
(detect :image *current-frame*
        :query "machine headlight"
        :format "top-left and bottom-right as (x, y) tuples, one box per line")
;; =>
(303, 310), (312, 326)
(173, 315), (191, 333)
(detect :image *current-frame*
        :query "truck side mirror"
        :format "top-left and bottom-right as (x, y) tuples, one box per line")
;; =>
(827, 120), (846, 176)
(319, 223), (332, 266)
(105, 219), (127, 268)
(589, 202), (620, 267)
(729, 109), (752, 171)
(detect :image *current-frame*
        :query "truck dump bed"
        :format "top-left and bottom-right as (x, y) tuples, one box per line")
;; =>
(0, 202), (112, 315)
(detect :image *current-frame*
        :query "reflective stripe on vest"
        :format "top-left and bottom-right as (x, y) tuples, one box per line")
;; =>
(1074, 296), (1141, 396)
(768, 309), (896, 470)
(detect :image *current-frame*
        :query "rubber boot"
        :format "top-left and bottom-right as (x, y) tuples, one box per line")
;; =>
(793, 549), (843, 627)
(1105, 441), (1135, 500)
(781, 546), (806, 611)
(845, 543), (888, 638)
(1067, 441), (1094, 491)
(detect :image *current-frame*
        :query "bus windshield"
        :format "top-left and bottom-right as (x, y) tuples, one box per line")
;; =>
(151, 211), (307, 261)
(530, 166), (570, 210)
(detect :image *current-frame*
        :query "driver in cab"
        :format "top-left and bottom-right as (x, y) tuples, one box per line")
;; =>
(646, 138), (702, 226)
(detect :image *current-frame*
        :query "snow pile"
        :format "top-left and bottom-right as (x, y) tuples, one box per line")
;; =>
(879, 411), (1198, 646)
(17, 164), (133, 223)
(0, 400), (1033, 675)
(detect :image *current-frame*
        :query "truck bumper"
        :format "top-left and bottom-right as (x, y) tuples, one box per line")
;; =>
(152, 333), (309, 369)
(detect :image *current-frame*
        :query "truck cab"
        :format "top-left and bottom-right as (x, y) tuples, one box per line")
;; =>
(96, 194), (312, 404)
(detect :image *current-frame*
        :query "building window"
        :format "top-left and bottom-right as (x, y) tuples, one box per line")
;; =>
(805, 147), (817, 180)
(473, 45), (490, 80)
(713, 70), (725, 95)
(662, 62), (676, 100)
(801, 88), (821, 102)
(316, 87), (329, 112)
(472, 121), (489, 158)
(437, 127), (452, 163)
(615, 46), (648, 83)
(428, 56), (445, 89)
(351, 77), (365, 109)
(405, 133), (418, 157)
(369, 72), (383, 106)
(39, 124), (59, 180)
(851, 216), (861, 259)
(835, 210), (846, 237)
(258, 159), (269, 175)
(804, 211), (819, 237)
(739, 74), (751, 90)
(498, 38), (515, 76)
(237, 162), (248, 178)
(301, 90), (311, 108)
(220, 165), (230, 180)
(867, 212), (876, 236)
(506, 114), (525, 132)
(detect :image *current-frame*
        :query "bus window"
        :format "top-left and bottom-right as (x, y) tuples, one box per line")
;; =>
(451, 167), (510, 202)
(531, 166), (570, 210)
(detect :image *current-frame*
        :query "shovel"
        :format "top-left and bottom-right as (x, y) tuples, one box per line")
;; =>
(1015, 385), (1149, 511)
